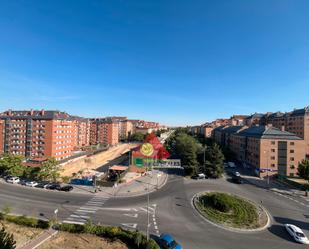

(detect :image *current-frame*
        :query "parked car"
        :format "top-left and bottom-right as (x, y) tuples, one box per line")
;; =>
(228, 162), (236, 168)
(25, 181), (38, 187)
(59, 185), (73, 192)
(19, 179), (28, 185)
(6, 177), (20, 184)
(191, 173), (206, 180)
(157, 233), (182, 249)
(285, 224), (309, 244)
(46, 183), (61, 190)
(36, 182), (50, 189)
(231, 176), (243, 184)
(233, 171), (241, 177)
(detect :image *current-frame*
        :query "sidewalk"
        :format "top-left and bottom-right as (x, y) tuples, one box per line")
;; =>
(20, 228), (57, 249)
(71, 169), (168, 198)
(240, 173), (307, 198)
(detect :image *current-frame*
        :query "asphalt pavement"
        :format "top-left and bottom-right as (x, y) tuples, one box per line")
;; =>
(0, 168), (308, 249)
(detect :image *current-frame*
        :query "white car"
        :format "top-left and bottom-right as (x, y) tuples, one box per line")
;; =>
(6, 177), (20, 184)
(285, 224), (309, 244)
(25, 181), (38, 187)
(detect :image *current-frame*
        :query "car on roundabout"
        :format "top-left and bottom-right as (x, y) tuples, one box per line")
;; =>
(156, 233), (182, 249)
(285, 224), (309, 244)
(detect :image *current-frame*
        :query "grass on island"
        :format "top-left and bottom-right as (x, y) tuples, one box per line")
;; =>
(196, 192), (260, 229)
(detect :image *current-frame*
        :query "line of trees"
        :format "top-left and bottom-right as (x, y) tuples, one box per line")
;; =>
(165, 129), (225, 178)
(0, 154), (60, 182)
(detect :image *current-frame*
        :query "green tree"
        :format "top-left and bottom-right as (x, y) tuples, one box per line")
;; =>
(0, 227), (16, 249)
(130, 132), (145, 142)
(37, 158), (60, 182)
(298, 159), (309, 182)
(204, 143), (225, 178)
(174, 133), (202, 175)
(0, 154), (25, 177)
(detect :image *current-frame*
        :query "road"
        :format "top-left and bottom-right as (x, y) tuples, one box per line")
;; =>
(0, 169), (308, 249)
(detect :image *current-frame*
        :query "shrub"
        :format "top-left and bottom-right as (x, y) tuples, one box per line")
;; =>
(3, 214), (49, 229)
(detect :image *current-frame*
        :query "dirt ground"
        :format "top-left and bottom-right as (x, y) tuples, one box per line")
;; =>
(38, 231), (129, 249)
(60, 144), (138, 177)
(0, 221), (43, 249)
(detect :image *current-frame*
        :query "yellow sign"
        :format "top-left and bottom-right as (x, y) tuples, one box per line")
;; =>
(140, 143), (154, 157)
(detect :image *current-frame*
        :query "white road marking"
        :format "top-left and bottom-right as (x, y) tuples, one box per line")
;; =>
(75, 209), (96, 213)
(100, 208), (132, 211)
(63, 220), (85, 225)
(121, 223), (137, 229)
(123, 213), (138, 218)
(70, 214), (90, 219)
(79, 207), (99, 210)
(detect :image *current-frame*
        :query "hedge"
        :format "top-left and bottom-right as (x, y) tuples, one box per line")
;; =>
(0, 213), (50, 229)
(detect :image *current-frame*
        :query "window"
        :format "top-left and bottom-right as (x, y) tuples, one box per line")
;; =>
(271, 156), (275, 160)
(271, 141), (275, 145)
(271, 149), (275, 152)
(290, 157), (294, 161)
(271, 164), (275, 167)
(290, 150), (294, 153)
(290, 142), (294, 145)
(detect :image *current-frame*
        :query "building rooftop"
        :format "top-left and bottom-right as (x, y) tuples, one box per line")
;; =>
(222, 125), (244, 134)
(0, 110), (71, 120)
(237, 126), (302, 140)
(289, 106), (309, 116)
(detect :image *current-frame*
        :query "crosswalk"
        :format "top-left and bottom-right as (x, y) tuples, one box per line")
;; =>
(63, 196), (109, 225)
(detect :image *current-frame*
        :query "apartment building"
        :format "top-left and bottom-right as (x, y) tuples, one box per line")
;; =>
(74, 118), (90, 147)
(0, 110), (78, 160)
(89, 118), (119, 146)
(228, 115), (248, 126)
(220, 125), (306, 177)
(119, 120), (133, 140)
(267, 107), (309, 156)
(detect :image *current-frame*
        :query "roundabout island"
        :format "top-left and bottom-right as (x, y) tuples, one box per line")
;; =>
(193, 192), (270, 232)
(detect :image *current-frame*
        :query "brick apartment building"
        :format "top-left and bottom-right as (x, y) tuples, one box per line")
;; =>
(213, 125), (306, 177)
(266, 107), (309, 157)
(89, 118), (119, 146)
(0, 110), (79, 160)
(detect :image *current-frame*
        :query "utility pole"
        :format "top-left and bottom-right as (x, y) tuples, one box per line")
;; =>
(203, 145), (206, 173)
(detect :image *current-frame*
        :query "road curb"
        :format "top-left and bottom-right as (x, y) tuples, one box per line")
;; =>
(191, 191), (271, 233)
(110, 172), (169, 198)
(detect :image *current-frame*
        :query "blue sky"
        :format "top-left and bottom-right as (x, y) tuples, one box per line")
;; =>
(0, 0), (308, 126)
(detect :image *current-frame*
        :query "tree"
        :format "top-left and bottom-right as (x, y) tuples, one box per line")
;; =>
(0, 154), (25, 177)
(298, 159), (309, 182)
(37, 158), (60, 182)
(0, 227), (16, 249)
(204, 143), (225, 178)
(130, 132), (145, 142)
(174, 133), (201, 175)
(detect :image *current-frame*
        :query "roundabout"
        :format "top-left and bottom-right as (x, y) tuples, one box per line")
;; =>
(193, 191), (270, 232)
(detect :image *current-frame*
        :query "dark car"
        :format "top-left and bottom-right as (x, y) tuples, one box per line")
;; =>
(231, 176), (243, 184)
(59, 185), (73, 192)
(46, 183), (61, 190)
(157, 233), (182, 249)
(36, 182), (50, 188)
